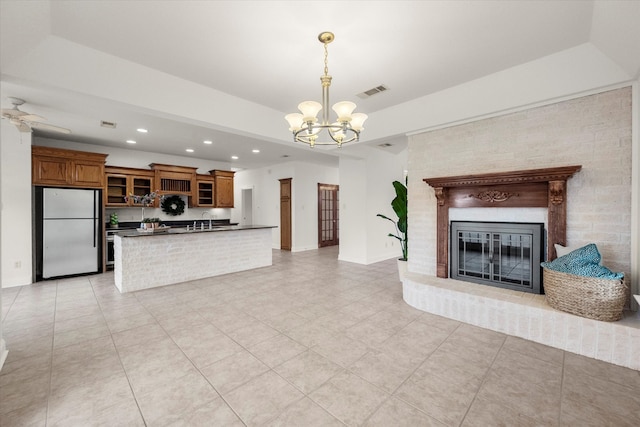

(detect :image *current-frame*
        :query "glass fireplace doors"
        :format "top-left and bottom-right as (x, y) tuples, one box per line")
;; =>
(450, 221), (544, 294)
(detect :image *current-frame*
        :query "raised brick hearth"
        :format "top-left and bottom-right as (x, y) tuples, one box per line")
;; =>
(402, 273), (639, 370)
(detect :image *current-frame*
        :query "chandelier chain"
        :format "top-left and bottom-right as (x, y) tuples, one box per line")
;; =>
(323, 42), (329, 77)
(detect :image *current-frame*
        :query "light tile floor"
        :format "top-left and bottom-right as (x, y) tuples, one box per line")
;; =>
(1, 247), (639, 426)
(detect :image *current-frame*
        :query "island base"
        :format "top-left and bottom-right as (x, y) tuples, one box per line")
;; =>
(114, 228), (272, 293)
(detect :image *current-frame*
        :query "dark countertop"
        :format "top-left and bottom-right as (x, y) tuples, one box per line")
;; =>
(107, 219), (236, 231)
(115, 224), (276, 238)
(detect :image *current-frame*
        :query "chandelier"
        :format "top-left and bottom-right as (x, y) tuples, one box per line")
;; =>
(285, 32), (367, 148)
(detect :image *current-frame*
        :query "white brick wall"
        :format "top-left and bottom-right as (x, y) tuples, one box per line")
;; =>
(403, 274), (640, 370)
(114, 228), (273, 292)
(408, 87), (632, 279)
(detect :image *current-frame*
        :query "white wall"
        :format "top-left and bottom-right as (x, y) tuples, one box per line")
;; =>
(233, 161), (338, 251)
(291, 162), (339, 252)
(338, 157), (368, 263)
(1, 120), (32, 287)
(338, 147), (408, 264)
(233, 164), (293, 249)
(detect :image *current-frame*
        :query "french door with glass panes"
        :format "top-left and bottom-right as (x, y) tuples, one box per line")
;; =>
(318, 183), (339, 247)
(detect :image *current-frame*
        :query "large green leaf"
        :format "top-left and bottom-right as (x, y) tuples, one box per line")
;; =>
(382, 180), (408, 260)
(391, 180), (407, 234)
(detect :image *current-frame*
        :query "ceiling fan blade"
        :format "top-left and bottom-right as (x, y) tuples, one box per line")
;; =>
(21, 113), (47, 122)
(15, 121), (32, 133)
(1, 108), (27, 118)
(29, 121), (71, 134)
(8, 117), (32, 132)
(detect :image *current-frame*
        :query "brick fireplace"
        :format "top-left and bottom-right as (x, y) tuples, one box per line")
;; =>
(403, 87), (637, 370)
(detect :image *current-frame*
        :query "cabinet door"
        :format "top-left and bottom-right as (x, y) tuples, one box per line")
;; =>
(33, 146), (107, 188)
(73, 161), (104, 187)
(196, 181), (214, 207)
(215, 176), (234, 207)
(130, 176), (153, 206)
(105, 174), (129, 206)
(33, 156), (70, 186)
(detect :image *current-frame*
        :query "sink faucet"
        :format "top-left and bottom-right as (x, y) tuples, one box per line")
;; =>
(201, 211), (212, 229)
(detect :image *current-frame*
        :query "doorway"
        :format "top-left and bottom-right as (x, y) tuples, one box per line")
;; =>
(279, 178), (292, 251)
(241, 188), (253, 225)
(318, 183), (339, 247)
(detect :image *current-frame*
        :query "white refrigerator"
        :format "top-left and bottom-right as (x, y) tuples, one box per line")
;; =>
(42, 188), (101, 278)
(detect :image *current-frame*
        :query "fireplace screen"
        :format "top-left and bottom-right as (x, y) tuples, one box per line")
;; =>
(450, 221), (544, 294)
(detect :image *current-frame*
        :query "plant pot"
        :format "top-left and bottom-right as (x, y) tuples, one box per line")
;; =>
(110, 223), (119, 228)
(397, 259), (408, 282)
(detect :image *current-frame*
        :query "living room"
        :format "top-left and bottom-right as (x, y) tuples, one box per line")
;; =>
(1, 1), (639, 425)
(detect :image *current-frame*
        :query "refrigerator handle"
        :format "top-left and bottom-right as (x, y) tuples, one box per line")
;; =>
(93, 191), (97, 248)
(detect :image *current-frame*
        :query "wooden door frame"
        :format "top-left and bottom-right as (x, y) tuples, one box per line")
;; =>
(317, 183), (339, 248)
(279, 178), (292, 251)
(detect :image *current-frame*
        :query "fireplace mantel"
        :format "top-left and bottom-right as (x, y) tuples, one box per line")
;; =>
(423, 165), (581, 278)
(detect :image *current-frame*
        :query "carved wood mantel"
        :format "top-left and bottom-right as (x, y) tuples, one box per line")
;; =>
(423, 165), (581, 279)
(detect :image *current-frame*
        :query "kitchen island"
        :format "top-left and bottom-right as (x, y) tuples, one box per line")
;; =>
(113, 225), (276, 293)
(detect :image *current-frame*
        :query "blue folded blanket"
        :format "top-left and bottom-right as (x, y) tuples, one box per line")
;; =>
(541, 243), (624, 280)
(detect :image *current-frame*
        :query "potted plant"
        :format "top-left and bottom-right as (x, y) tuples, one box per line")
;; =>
(142, 217), (161, 230)
(109, 212), (119, 228)
(377, 180), (408, 280)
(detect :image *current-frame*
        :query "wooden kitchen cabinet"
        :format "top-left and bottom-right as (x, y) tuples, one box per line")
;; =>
(211, 170), (235, 208)
(32, 146), (107, 188)
(150, 163), (197, 198)
(104, 166), (154, 207)
(195, 175), (215, 207)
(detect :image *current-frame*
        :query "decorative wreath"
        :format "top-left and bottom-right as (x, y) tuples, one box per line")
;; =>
(161, 195), (185, 216)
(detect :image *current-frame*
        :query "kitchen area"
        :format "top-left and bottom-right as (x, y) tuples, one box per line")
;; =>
(31, 145), (273, 291)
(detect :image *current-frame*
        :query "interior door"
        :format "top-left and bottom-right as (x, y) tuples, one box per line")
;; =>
(318, 183), (339, 247)
(279, 178), (292, 251)
(241, 188), (253, 225)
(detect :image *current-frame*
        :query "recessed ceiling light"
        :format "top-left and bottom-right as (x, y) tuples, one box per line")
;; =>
(137, 128), (148, 133)
(126, 140), (136, 144)
(252, 149), (260, 153)
(231, 155), (239, 160)
(203, 140), (213, 145)
(186, 148), (194, 153)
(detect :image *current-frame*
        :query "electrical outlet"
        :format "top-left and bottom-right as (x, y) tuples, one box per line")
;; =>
(14, 261), (21, 268)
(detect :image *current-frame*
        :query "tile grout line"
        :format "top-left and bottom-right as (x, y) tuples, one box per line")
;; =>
(456, 331), (508, 426)
(43, 279), (58, 427)
(558, 349), (566, 424)
(371, 319), (466, 425)
(89, 276), (149, 427)
(140, 290), (248, 425)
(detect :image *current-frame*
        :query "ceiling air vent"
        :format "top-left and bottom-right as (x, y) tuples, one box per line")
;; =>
(100, 120), (117, 129)
(357, 84), (389, 99)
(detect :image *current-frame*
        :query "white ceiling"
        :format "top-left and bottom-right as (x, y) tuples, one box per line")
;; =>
(1, 1), (639, 170)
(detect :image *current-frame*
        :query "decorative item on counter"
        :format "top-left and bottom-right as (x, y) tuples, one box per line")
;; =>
(124, 190), (163, 223)
(109, 212), (119, 228)
(161, 195), (186, 216)
(141, 217), (161, 229)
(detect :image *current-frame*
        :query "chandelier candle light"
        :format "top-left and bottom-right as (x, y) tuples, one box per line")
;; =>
(285, 32), (367, 148)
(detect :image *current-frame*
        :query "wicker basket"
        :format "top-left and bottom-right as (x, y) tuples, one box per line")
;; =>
(543, 268), (627, 322)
